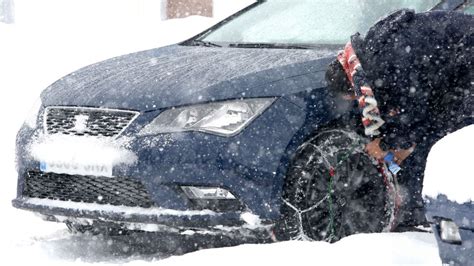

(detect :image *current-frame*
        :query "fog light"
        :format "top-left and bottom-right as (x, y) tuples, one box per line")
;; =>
(181, 186), (236, 200)
(440, 220), (462, 244)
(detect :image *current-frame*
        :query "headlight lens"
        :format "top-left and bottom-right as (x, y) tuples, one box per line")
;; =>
(139, 98), (275, 136)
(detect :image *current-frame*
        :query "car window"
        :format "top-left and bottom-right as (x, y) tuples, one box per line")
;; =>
(462, 3), (474, 14)
(200, 0), (440, 45)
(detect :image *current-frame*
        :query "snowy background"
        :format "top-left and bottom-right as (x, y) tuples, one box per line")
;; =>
(0, 0), (472, 265)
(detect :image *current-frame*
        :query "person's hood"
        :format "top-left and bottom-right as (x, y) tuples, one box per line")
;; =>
(41, 45), (337, 111)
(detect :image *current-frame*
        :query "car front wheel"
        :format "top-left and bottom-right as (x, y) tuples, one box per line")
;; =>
(276, 129), (398, 242)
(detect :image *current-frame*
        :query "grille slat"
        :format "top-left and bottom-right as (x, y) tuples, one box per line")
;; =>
(45, 107), (138, 137)
(23, 171), (155, 208)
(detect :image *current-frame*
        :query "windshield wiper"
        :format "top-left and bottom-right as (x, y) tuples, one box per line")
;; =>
(185, 39), (222, 47)
(228, 43), (311, 49)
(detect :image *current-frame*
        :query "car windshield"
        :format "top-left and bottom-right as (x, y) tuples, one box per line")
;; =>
(199, 0), (440, 46)
(464, 3), (474, 14)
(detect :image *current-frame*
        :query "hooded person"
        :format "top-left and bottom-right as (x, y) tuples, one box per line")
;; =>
(326, 9), (473, 228)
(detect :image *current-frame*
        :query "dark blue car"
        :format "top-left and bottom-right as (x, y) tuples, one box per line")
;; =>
(12, 0), (473, 256)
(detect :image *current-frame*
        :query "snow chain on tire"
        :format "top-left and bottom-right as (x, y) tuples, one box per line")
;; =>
(278, 129), (400, 242)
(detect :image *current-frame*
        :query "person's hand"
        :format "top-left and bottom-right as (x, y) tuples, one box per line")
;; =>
(391, 144), (416, 165)
(365, 138), (387, 160)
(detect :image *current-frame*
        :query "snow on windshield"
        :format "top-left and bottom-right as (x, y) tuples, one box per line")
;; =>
(202, 0), (439, 45)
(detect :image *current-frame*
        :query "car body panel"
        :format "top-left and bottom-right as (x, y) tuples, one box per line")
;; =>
(41, 45), (337, 111)
(15, 91), (338, 222)
(12, 197), (247, 228)
(425, 196), (474, 265)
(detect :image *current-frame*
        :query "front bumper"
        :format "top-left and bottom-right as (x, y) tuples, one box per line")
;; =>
(14, 97), (318, 227)
(12, 197), (269, 230)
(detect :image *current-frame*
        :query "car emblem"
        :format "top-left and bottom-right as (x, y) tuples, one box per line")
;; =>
(73, 114), (89, 133)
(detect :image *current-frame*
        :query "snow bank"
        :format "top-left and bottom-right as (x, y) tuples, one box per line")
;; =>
(423, 126), (474, 203)
(14, 0), (255, 25)
(158, 233), (441, 266)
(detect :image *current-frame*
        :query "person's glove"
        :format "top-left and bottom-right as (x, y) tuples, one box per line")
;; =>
(384, 152), (401, 175)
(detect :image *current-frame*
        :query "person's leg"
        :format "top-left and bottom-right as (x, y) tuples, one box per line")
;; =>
(395, 109), (471, 229)
(395, 141), (434, 227)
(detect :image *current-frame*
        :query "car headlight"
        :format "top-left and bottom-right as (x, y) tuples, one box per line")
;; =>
(139, 98), (275, 137)
(25, 98), (42, 128)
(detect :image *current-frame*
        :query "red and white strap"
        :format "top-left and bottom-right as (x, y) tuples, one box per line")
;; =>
(337, 42), (385, 137)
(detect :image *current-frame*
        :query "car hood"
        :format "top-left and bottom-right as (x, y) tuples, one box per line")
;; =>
(41, 45), (338, 111)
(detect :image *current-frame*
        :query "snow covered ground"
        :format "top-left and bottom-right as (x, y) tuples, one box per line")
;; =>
(0, 1), (472, 265)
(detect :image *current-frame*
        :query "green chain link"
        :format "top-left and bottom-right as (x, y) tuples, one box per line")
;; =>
(327, 141), (361, 242)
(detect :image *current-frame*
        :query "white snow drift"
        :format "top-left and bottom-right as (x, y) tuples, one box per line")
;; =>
(423, 126), (474, 203)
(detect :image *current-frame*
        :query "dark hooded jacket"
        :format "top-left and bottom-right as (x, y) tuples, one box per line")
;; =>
(351, 9), (473, 149)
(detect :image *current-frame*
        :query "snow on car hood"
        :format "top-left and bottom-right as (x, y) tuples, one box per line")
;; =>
(41, 45), (337, 111)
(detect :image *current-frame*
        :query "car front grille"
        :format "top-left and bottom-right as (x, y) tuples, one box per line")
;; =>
(45, 107), (139, 137)
(23, 170), (155, 208)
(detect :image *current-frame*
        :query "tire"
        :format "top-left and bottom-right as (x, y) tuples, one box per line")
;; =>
(276, 129), (397, 242)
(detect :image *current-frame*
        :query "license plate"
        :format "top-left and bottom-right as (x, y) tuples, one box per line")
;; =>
(40, 161), (113, 177)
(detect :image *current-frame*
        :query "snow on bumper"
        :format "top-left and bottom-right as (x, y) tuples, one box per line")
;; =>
(12, 197), (267, 230)
(29, 134), (137, 177)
